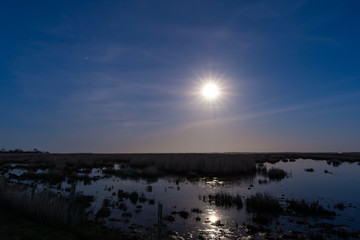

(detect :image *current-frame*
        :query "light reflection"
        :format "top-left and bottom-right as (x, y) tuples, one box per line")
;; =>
(209, 215), (217, 223)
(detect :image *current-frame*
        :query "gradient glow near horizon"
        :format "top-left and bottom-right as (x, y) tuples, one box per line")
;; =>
(1, 1), (360, 153)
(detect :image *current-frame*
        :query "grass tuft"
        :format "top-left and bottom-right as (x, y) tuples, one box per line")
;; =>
(246, 193), (282, 225)
(267, 168), (288, 181)
(201, 192), (243, 209)
(286, 199), (336, 219)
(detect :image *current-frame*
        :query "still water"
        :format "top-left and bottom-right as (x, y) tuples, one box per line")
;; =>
(73, 159), (360, 238)
(7, 158), (360, 239)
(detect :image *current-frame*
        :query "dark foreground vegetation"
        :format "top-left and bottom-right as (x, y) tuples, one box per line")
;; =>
(0, 206), (141, 240)
(0, 178), (147, 240)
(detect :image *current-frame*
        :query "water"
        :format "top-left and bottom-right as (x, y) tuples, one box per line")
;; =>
(5, 158), (360, 239)
(74, 159), (360, 238)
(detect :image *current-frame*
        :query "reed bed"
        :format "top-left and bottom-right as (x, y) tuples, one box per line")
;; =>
(246, 193), (282, 225)
(2, 153), (359, 178)
(246, 193), (281, 214)
(129, 154), (257, 175)
(286, 199), (336, 218)
(267, 167), (288, 180)
(207, 192), (243, 209)
(0, 178), (84, 225)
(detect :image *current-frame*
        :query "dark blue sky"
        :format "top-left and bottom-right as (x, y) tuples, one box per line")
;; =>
(1, 0), (360, 152)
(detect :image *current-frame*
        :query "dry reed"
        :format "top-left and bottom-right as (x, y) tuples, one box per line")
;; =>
(129, 154), (256, 174)
(0, 178), (84, 225)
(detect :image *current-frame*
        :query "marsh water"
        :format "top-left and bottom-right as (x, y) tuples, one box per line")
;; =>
(6, 158), (360, 239)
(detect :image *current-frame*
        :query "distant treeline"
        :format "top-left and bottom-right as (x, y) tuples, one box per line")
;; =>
(0, 148), (49, 154)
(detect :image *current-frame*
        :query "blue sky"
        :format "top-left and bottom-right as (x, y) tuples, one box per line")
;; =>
(1, 0), (360, 152)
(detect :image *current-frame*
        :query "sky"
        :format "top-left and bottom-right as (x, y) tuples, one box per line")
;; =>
(1, 0), (360, 153)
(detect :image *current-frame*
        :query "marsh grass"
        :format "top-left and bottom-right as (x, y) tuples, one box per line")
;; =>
(191, 208), (203, 213)
(201, 192), (243, 209)
(0, 178), (84, 226)
(246, 193), (282, 225)
(266, 168), (288, 181)
(129, 154), (256, 175)
(327, 160), (342, 167)
(334, 202), (345, 211)
(257, 165), (288, 181)
(286, 199), (336, 219)
(246, 193), (281, 214)
(2, 153), (358, 181)
(129, 192), (139, 205)
(95, 207), (111, 220)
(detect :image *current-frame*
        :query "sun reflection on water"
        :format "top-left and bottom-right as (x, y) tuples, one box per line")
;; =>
(209, 215), (217, 223)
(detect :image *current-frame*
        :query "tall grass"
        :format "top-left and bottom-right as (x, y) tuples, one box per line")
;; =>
(129, 154), (257, 175)
(267, 167), (288, 180)
(207, 192), (243, 209)
(246, 193), (281, 214)
(246, 193), (282, 225)
(286, 199), (336, 219)
(0, 178), (84, 226)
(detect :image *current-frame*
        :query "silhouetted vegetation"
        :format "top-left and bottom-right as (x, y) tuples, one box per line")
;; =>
(117, 189), (130, 200)
(267, 167), (288, 181)
(258, 179), (268, 184)
(0, 148), (46, 154)
(129, 191), (139, 205)
(95, 207), (111, 220)
(178, 211), (189, 219)
(327, 159), (342, 167)
(201, 192), (243, 209)
(334, 202), (345, 211)
(0, 178), (84, 226)
(257, 165), (289, 181)
(191, 208), (203, 214)
(146, 185), (152, 192)
(286, 199), (336, 219)
(246, 193), (281, 214)
(164, 215), (175, 222)
(246, 193), (282, 225)
(128, 154), (257, 175)
(0, 205), (142, 240)
(75, 195), (94, 209)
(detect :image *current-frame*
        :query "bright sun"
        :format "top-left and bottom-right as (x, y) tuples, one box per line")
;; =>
(202, 83), (219, 100)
